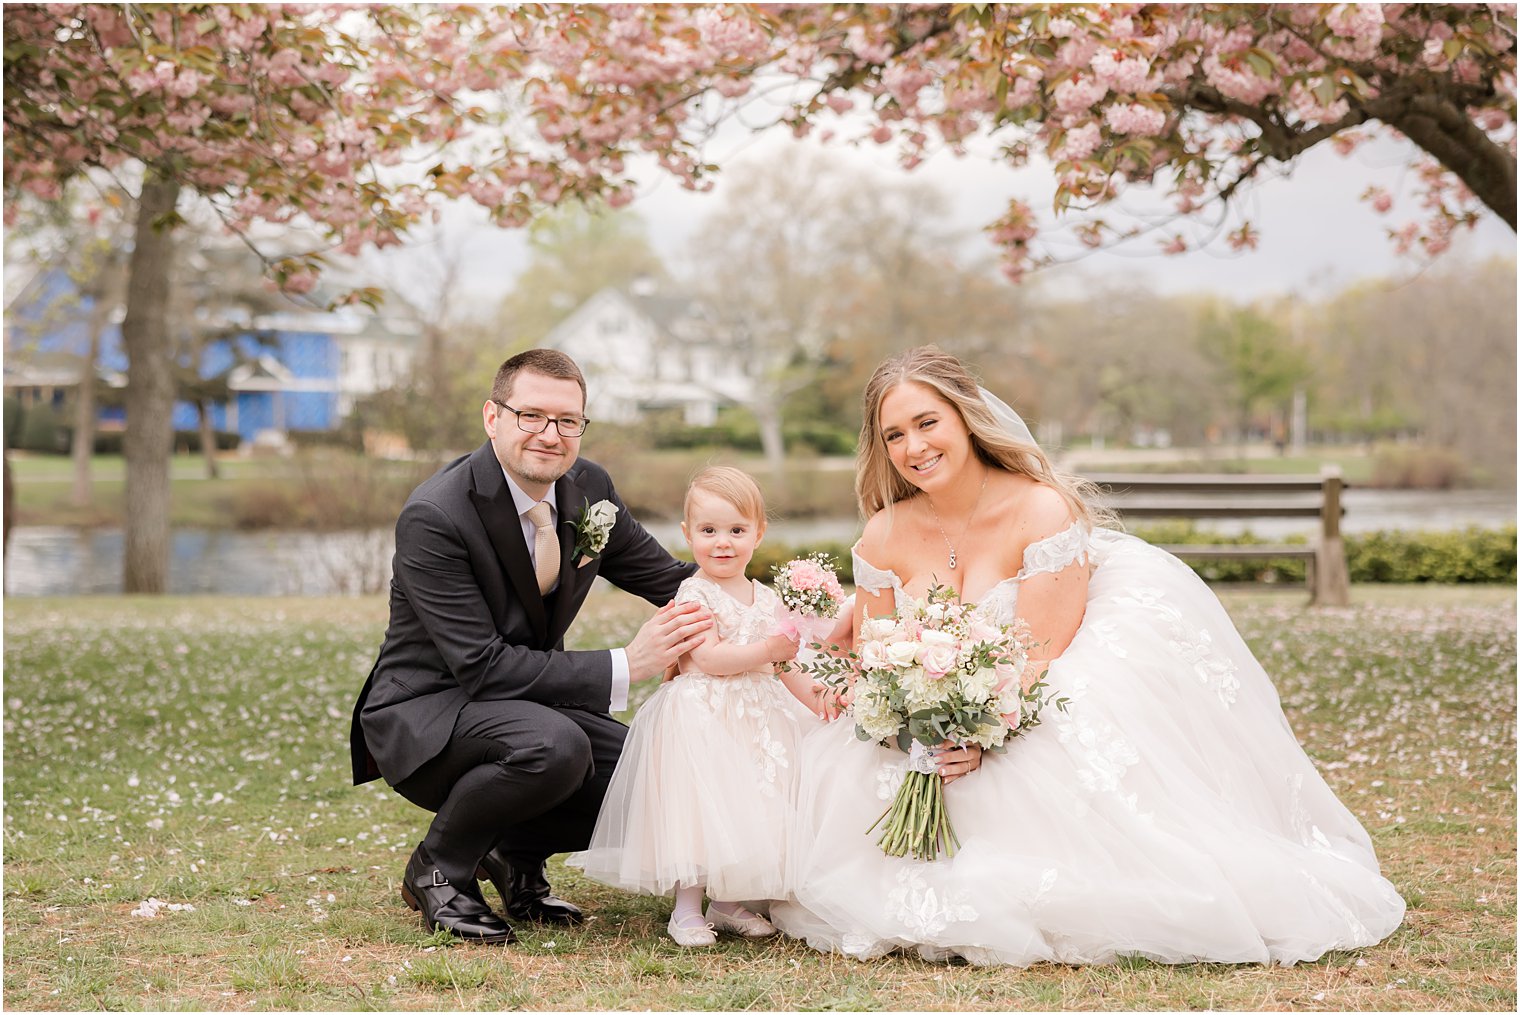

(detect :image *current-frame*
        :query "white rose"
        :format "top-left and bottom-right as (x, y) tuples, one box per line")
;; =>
(587, 500), (618, 527)
(996, 691), (1023, 727)
(860, 618), (898, 642)
(859, 641), (890, 671)
(959, 666), (999, 702)
(886, 641), (921, 668)
(918, 629), (957, 650)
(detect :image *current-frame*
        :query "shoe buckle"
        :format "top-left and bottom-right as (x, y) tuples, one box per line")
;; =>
(430, 868), (449, 887)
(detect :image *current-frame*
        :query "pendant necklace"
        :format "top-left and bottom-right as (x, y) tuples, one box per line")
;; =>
(925, 470), (989, 570)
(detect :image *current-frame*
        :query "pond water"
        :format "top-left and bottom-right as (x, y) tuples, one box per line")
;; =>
(4, 488), (1513, 597)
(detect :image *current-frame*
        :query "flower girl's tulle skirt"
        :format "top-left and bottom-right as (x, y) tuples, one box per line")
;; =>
(571, 671), (815, 902)
(771, 530), (1406, 966)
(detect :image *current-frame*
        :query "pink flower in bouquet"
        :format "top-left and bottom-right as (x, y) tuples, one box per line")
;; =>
(917, 630), (959, 678)
(967, 619), (1003, 646)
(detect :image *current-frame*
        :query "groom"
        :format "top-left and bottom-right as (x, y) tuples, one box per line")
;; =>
(349, 349), (707, 944)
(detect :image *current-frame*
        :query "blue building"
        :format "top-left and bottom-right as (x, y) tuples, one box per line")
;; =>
(5, 269), (417, 445)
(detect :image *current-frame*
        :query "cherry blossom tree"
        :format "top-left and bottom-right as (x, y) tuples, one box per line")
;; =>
(3, 4), (646, 591)
(484, 3), (1514, 280)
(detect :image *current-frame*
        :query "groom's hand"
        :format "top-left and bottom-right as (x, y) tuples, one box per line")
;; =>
(626, 601), (713, 682)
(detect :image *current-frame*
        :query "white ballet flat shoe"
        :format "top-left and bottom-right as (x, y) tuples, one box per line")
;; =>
(666, 913), (717, 947)
(706, 903), (778, 938)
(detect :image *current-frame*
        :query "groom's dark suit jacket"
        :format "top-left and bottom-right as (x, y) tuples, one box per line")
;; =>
(349, 442), (695, 786)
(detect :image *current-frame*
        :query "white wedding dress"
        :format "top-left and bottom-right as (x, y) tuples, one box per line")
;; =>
(770, 523), (1405, 966)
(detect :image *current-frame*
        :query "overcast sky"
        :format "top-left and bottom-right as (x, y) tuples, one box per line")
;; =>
(421, 122), (1516, 313)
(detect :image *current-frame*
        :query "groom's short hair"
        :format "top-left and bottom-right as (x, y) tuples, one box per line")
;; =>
(492, 349), (587, 407)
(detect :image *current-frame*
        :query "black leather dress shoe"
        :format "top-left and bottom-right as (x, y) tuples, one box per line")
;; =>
(476, 849), (584, 926)
(401, 843), (515, 944)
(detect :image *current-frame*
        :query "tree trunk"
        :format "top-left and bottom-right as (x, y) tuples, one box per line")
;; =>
(70, 315), (103, 507)
(752, 399), (787, 483)
(121, 176), (181, 594)
(3, 452), (13, 571)
(196, 399), (219, 479)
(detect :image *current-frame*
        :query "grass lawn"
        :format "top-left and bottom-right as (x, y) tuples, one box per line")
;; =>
(3, 586), (1514, 1011)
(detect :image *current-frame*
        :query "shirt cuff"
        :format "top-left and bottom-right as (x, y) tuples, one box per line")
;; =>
(609, 647), (630, 713)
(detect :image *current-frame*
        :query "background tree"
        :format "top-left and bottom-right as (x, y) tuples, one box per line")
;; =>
(496, 207), (670, 348)
(351, 229), (500, 455)
(688, 150), (858, 472)
(1198, 302), (1311, 451)
(4, 184), (134, 507)
(822, 174), (1032, 424)
(168, 239), (289, 479)
(1024, 283), (1221, 449)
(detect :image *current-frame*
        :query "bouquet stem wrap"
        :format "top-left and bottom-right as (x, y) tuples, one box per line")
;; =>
(867, 742), (961, 860)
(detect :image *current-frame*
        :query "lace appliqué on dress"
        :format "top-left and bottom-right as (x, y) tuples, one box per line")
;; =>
(671, 578), (799, 796)
(1018, 523), (1092, 580)
(887, 866), (979, 937)
(851, 543), (902, 595)
(1114, 585), (1241, 707)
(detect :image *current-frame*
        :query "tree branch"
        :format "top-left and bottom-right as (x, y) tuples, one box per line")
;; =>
(1375, 92), (1518, 229)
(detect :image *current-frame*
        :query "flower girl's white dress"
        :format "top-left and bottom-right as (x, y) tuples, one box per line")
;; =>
(571, 575), (818, 902)
(771, 523), (1406, 966)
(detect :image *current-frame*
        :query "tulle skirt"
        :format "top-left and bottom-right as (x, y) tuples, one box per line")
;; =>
(770, 530), (1406, 966)
(570, 670), (818, 901)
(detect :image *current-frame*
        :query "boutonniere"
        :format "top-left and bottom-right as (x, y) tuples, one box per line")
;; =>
(572, 498), (618, 566)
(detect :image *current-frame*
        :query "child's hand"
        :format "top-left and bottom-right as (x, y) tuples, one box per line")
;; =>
(764, 632), (801, 663)
(816, 683), (849, 721)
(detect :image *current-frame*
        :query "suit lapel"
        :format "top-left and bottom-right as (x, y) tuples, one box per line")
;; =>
(466, 446), (548, 640)
(548, 473), (588, 642)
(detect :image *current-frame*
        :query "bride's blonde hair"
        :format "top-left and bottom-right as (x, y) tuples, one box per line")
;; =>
(855, 345), (1107, 527)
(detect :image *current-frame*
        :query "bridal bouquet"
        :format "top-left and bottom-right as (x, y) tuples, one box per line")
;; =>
(806, 584), (1062, 862)
(771, 552), (847, 653)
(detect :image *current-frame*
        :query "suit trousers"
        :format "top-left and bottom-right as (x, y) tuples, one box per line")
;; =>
(393, 699), (627, 887)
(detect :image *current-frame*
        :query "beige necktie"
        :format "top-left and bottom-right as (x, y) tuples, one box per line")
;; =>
(525, 501), (559, 597)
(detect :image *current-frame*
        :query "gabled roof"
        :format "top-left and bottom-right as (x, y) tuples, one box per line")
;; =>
(227, 354), (295, 390)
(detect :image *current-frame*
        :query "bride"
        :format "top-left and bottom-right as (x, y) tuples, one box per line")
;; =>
(770, 346), (1405, 966)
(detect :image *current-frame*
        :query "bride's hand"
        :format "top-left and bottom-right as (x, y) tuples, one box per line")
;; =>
(936, 742), (982, 785)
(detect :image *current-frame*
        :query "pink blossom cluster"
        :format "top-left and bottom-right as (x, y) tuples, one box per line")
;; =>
(6, 3), (1512, 292)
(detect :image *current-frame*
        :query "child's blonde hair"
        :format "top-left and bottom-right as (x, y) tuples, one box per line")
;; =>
(684, 466), (766, 529)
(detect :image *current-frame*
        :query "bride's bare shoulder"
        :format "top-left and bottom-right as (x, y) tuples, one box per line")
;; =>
(1000, 477), (1077, 541)
(858, 500), (917, 565)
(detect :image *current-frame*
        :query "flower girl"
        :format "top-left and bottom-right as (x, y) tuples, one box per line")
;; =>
(569, 466), (824, 947)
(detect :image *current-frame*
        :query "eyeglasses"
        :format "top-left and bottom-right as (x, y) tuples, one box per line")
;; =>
(494, 400), (590, 438)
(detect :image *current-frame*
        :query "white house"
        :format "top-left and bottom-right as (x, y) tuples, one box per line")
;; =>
(542, 284), (749, 426)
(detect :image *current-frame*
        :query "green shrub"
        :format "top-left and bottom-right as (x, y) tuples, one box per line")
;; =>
(171, 429), (241, 453)
(287, 427), (363, 452)
(1347, 526), (1516, 583)
(3, 395), (23, 447)
(15, 403), (67, 453)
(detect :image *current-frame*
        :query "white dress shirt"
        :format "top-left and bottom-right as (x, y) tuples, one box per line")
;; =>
(502, 469), (631, 712)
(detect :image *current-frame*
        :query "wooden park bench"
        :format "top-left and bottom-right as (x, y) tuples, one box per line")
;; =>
(1083, 467), (1350, 606)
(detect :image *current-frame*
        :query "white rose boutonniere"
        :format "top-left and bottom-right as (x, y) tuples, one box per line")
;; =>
(573, 498), (618, 566)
